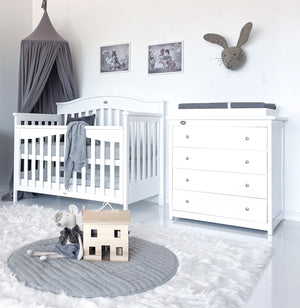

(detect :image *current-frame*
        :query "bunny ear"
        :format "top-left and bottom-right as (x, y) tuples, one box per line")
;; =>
(204, 34), (228, 49)
(54, 212), (62, 223)
(68, 204), (78, 215)
(237, 22), (253, 47)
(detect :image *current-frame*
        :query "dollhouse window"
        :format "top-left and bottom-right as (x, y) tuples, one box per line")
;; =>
(116, 247), (123, 256)
(91, 229), (98, 237)
(89, 247), (96, 255)
(114, 230), (121, 238)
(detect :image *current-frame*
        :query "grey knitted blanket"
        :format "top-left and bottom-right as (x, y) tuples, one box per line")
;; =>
(64, 121), (88, 189)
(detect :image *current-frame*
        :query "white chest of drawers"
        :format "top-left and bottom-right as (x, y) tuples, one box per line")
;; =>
(168, 116), (286, 235)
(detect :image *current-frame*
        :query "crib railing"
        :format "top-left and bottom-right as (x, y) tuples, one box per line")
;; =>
(125, 112), (164, 205)
(13, 112), (62, 126)
(13, 105), (164, 207)
(14, 122), (124, 204)
(128, 115), (160, 182)
(63, 108), (125, 126)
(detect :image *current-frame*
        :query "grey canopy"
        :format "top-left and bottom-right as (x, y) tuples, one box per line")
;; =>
(18, 6), (78, 113)
(2, 4), (78, 201)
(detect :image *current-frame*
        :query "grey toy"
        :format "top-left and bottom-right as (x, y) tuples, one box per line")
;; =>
(204, 22), (253, 70)
(27, 204), (83, 261)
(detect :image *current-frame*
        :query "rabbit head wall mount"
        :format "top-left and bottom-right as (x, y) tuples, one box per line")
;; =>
(204, 22), (253, 70)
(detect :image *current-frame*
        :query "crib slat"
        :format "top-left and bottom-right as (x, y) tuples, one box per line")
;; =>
(40, 137), (44, 187)
(108, 109), (112, 126)
(32, 138), (36, 186)
(91, 139), (96, 193)
(136, 122), (141, 180)
(147, 122), (151, 178)
(130, 122), (135, 182)
(156, 121), (160, 177)
(56, 134), (60, 189)
(142, 122), (146, 180)
(47, 136), (51, 188)
(92, 110), (97, 125)
(81, 166), (86, 193)
(24, 139), (28, 185)
(101, 109), (105, 126)
(100, 140), (105, 194)
(63, 135), (66, 171)
(152, 122), (157, 177)
(96, 109), (100, 125)
(73, 170), (77, 192)
(110, 141), (115, 195)
(115, 109), (120, 126)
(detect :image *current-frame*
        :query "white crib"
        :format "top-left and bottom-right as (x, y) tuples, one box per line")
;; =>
(13, 96), (165, 210)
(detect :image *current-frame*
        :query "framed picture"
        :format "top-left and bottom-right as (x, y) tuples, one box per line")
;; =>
(148, 41), (183, 74)
(100, 43), (130, 73)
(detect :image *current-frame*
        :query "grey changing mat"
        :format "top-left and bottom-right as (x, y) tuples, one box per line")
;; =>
(178, 102), (276, 109)
(231, 102), (276, 109)
(178, 103), (228, 109)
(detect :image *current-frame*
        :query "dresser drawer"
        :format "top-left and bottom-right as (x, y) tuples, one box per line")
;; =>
(173, 126), (267, 150)
(173, 169), (267, 198)
(172, 190), (267, 223)
(173, 148), (267, 174)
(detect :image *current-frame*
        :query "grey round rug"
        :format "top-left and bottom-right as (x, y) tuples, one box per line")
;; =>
(8, 237), (178, 298)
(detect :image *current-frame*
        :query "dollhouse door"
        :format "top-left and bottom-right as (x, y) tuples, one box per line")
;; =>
(101, 245), (110, 261)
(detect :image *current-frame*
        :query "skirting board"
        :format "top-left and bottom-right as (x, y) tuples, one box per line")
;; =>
(284, 211), (300, 222)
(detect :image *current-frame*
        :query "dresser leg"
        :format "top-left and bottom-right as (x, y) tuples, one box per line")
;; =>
(267, 227), (273, 236)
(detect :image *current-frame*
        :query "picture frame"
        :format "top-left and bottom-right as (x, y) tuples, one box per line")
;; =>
(148, 41), (183, 74)
(100, 43), (130, 73)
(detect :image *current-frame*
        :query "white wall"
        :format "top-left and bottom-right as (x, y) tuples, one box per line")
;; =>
(29, 0), (300, 219)
(0, 0), (32, 191)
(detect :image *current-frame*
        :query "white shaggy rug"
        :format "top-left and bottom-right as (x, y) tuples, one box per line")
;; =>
(0, 204), (272, 308)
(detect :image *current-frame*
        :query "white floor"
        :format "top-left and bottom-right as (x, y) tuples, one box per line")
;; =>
(1, 193), (300, 308)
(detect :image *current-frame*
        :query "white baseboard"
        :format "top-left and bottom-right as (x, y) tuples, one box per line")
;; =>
(284, 211), (300, 222)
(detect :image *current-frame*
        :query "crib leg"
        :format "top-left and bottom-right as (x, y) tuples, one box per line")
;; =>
(13, 175), (17, 203)
(123, 201), (128, 211)
(159, 193), (164, 206)
(158, 173), (164, 206)
(13, 190), (17, 203)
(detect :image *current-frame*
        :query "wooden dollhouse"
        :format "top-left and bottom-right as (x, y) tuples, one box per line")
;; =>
(82, 204), (130, 262)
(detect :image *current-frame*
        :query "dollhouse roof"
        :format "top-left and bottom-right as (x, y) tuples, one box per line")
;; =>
(82, 208), (130, 225)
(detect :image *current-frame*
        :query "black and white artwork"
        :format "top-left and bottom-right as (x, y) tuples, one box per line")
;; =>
(148, 42), (183, 74)
(100, 43), (130, 73)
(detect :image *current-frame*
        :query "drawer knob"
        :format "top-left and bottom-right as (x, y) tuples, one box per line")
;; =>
(245, 160), (249, 164)
(186, 135), (190, 139)
(245, 207), (250, 211)
(245, 136), (249, 141)
(186, 200), (190, 204)
(180, 121), (186, 125)
(186, 156), (190, 160)
(186, 178), (190, 182)
(245, 183), (250, 187)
